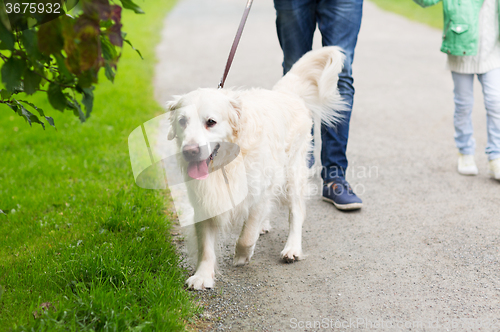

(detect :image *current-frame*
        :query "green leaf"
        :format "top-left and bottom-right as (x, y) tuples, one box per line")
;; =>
(0, 2), (11, 30)
(65, 0), (79, 11)
(100, 19), (114, 29)
(123, 38), (143, 59)
(54, 53), (74, 83)
(1, 58), (26, 91)
(81, 87), (94, 118)
(101, 36), (118, 61)
(23, 69), (42, 95)
(14, 99), (45, 129)
(77, 70), (97, 88)
(0, 21), (15, 51)
(20, 29), (42, 59)
(1, 89), (12, 100)
(119, 0), (145, 14)
(44, 116), (55, 128)
(47, 83), (67, 111)
(7, 102), (19, 115)
(104, 63), (115, 83)
(18, 100), (56, 128)
(0, 209), (5, 215)
(19, 100), (45, 117)
(66, 94), (86, 122)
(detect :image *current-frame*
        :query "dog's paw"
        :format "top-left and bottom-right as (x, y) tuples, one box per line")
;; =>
(280, 246), (304, 264)
(260, 220), (271, 235)
(186, 274), (214, 290)
(233, 244), (255, 266)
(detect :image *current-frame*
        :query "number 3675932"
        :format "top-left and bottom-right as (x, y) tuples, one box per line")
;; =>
(5, 2), (61, 14)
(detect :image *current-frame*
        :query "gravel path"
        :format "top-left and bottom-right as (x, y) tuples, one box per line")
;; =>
(154, 1), (500, 331)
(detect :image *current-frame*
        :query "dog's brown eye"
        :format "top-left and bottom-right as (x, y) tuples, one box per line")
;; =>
(178, 118), (187, 127)
(206, 119), (217, 127)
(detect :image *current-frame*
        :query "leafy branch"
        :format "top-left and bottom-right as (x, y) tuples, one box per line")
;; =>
(0, 0), (144, 129)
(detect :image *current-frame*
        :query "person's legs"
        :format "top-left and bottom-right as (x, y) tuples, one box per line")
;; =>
(314, 0), (363, 210)
(451, 71), (476, 156)
(478, 68), (500, 161)
(274, 0), (364, 210)
(274, 0), (317, 75)
(316, 0), (363, 182)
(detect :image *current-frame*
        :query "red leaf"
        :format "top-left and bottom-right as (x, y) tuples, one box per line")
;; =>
(74, 16), (102, 71)
(110, 5), (122, 23)
(61, 17), (80, 75)
(108, 23), (123, 47)
(83, 0), (112, 20)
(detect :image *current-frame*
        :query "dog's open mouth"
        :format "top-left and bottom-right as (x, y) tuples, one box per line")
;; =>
(187, 144), (220, 180)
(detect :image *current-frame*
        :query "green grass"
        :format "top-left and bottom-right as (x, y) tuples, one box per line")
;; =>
(0, 1), (200, 330)
(369, 0), (444, 29)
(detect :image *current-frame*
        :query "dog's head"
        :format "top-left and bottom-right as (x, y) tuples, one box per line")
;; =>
(166, 88), (240, 179)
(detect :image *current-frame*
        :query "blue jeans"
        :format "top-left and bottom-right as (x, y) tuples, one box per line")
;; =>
(452, 68), (500, 161)
(274, 0), (363, 182)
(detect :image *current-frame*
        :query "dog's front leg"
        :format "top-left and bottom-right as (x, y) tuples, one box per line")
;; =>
(186, 218), (217, 290)
(234, 202), (269, 266)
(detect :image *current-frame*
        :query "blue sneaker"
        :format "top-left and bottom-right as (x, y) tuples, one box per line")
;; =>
(322, 177), (363, 211)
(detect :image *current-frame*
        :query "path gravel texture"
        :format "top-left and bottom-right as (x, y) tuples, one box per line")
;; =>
(154, 1), (500, 331)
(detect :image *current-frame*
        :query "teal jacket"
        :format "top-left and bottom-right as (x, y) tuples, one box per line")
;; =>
(414, 0), (500, 56)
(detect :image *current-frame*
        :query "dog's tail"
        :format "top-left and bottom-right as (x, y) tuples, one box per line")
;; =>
(273, 46), (347, 127)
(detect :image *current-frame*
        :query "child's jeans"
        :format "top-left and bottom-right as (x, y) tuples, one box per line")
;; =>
(452, 68), (500, 161)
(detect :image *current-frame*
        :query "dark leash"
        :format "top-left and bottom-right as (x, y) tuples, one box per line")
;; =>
(218, 0), (254, 89)
(216, 0), (253, 208)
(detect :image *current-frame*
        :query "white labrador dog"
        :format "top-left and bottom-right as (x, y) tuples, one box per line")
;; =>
(167, 47), (345, 290)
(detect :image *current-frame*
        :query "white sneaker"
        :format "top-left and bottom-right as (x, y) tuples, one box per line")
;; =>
(489, 158), (500, 180)
(457, 154), (478, 175)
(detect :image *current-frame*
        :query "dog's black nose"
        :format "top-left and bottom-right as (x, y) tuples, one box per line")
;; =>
(182, 144), (201, 160)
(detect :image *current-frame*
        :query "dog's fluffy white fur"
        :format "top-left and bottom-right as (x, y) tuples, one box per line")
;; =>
(166, 47), (346, 290)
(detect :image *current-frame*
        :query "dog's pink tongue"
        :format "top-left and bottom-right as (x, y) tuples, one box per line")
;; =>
(187, 161), (209, 180)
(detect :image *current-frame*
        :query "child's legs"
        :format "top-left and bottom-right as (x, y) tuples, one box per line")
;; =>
(452, 72), (476, 155)
(478, 68), (500, 161)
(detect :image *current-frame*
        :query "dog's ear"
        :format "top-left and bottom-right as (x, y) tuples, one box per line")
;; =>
(166, 96), (182, 140)
(167, 125), (176, 140)
(166, 96), (182, 112)
(228, 97), (241, 136)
